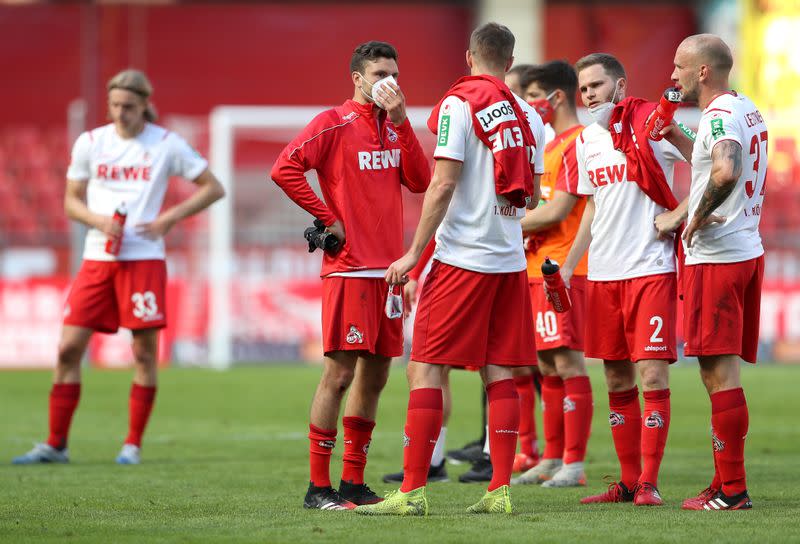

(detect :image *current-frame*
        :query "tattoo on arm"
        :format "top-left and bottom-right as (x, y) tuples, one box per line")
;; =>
(694, 140), (742, 221)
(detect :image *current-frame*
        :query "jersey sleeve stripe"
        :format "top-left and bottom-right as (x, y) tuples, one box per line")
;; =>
(705, 108), (732, 115)
(288, 115), (360, 159)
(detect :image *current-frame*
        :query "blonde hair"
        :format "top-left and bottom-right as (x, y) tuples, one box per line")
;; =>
(107, 69), (158, 122)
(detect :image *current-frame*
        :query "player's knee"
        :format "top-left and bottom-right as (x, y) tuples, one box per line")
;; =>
(640, 367), (668, 391)
(57, 340), (84, 367)
(322, 366), (355, 393)
(132, 345), (157, 368)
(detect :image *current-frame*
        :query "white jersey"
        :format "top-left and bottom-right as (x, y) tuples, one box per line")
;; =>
(576, 122), (683, 281)
(66, 123), (208, 261)
(431, 94), (546, 273)
(685, 93), (766, 265)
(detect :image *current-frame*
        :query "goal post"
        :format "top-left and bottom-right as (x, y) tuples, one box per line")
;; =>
(206, 105), (700, 370)
(207, 105), (434, 369)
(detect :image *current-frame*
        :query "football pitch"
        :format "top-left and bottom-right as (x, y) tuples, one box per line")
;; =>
(2, 364), (799, 543)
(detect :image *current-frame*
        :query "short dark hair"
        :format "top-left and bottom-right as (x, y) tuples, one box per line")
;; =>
(350, 41), (398, 73)
(507, 63), (534, 77)
(574, 53), (626, 81)
(519, 61), (578, 108)
(469, 22), (515, 70)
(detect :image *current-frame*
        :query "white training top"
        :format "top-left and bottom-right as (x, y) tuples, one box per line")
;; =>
(685, 92), (766, 265)
(66, 123), (208, 261)
(431, 94), (546, 274)
(576, 122), (683, 281)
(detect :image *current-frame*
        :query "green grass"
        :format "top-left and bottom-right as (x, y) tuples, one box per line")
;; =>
(2, 364), (799, 543)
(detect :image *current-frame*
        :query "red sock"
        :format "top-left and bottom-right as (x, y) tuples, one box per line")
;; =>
(608, 386), (642, 490)
(401, 388), (442, 492)
(514, 375), (537, 459)
(308, 424), (336, 488)
(341, 416), (375, 485)
(711, 388), (749, 496)
(710, 448), (722, 490)
(563, 375), (593, 464)
(46, 383), (81, 450)
(124, 384), (157, 447)
(540, 375), (565, 460)
(640, 388), (670, 487)
(487, 379), (520, 491)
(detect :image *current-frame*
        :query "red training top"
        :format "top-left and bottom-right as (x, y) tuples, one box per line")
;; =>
(271, 99), (430, 277)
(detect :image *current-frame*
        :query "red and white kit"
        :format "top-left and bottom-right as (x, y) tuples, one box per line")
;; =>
(411, 91), (546, 368)
(576, 122), (684, 362)
(64, 122), (208, 332)
(683, 92), (767, 363)
(271, 100), (430, 356)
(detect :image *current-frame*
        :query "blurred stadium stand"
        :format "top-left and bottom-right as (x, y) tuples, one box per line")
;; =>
(1, 0), (798, 366)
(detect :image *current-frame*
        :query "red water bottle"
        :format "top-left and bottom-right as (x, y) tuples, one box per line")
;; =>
(645, 87), (682, 141)
(105, 202), (127, 256)
(542, 257), (571, 313)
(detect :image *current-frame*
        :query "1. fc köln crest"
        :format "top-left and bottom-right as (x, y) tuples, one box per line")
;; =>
(346, 325), (364, 345)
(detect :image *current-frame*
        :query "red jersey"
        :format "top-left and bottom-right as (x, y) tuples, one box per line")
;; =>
(271, 99), (430, 277)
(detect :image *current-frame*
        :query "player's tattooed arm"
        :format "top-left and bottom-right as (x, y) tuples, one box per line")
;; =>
(695, 140), (742, 221)
(683, 140), (742, 247)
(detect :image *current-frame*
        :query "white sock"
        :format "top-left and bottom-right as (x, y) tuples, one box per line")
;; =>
(430, 426), (447, 466)
(483, 425), (490, 455)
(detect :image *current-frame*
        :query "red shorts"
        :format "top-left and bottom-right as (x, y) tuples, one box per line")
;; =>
(683, 256), (764, 364)
(585, 273), (677, 362)
(411, 261), (537, 368)
(64, 259), (167, 333)
(529, 275), (586, 352)
(322, 276), (403, 357)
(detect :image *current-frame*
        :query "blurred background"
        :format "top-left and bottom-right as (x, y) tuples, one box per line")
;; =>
(0, 0), (797, 368)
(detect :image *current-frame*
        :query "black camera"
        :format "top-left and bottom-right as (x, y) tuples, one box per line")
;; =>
(303, 219), (341, 254)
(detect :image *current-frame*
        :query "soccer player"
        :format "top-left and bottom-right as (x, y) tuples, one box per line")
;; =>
(563, 53), (691, 506)
(656, 34), (765, 511)
(271, 41), (430, 510)
(356, 22), (545, 516)
(512, 61), (593, 488)
(12, 69), (225, 466)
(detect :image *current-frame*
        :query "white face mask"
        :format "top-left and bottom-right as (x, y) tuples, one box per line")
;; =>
(587, 79), (622, 128)
(359, 75), (398, 109)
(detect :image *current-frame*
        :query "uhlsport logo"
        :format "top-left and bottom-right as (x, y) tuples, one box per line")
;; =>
(363, 439), (371, 455)
(346, 325), (364, 345)
(318, 439), (335, 449)
(609, 411), (625, 427)
(563, 396), (576, 413)
(645, 411), (665, 428)
(475, 100), (517, 132)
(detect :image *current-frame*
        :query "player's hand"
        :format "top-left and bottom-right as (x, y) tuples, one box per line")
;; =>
(385, 251), (418, 286)
(403, 279), (418, 317)
(682, 214), (726, 248)
(95, 214), (123, 239)
(560, 265), (574, 289)
(526, 184), (541, 210)
(654, 209), (682, 240)
(375, 81), (407, 126)
(326, 220), (346, 245)
(136, 215), (177, 240)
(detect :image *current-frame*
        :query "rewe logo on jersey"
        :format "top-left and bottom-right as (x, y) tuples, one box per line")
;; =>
(588, 163), (626, 187)
(97, 164), (151, 182)
(357, 149), (400, 171)
(475, 100), (517, 132)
